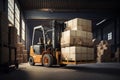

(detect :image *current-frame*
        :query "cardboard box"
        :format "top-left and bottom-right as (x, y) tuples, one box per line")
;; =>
(61, 46), (94, 61)
(69, 46), (87, 61)
(61, 30), (93, 47)
(65, 20), (73, 30)
(17, 42), (23, 47)
(69, 54), (83, 61)
(23, 53), (28, 63)
(65, 18), (92, 32)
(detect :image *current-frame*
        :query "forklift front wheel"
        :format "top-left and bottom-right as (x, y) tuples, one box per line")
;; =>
(29, 57), (35, 66)
(42, 54), (53, 67)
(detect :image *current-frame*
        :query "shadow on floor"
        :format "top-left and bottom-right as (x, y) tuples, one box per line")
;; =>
(0, 67), (30, 80)
(63, 65), (120, 76)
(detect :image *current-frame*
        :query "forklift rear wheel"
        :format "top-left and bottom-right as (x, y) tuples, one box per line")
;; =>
(42, 54), (53, 67)
(29, 57), (35, 66)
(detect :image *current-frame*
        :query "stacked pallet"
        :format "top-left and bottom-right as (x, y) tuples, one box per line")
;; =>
(17, 43), (28, 63)
(61, 18), (94, 61)
(97, 40), (111, 63)
(0, 12), (9, 65)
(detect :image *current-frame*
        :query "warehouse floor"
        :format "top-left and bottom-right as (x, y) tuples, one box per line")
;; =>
(0, 63), (120, 80)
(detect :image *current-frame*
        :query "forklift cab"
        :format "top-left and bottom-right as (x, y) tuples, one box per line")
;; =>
(29, 25), (46, 65)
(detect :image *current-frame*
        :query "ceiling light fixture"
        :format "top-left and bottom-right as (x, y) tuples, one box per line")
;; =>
(96, 19), (106, 26)
(40, 8), (53, 12)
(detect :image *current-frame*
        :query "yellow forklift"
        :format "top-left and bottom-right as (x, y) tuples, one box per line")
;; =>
(29, 21), (95, 67)
(29, 21), (66, 67)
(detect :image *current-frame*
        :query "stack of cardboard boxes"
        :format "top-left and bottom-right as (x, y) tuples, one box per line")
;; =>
(97, 40), (111, 62)
(17, 43), (28, 63)
(61, 18), (94, 61)
(8, 21), (28, 64)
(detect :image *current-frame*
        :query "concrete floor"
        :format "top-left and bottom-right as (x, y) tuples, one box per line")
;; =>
(0, 63), (120, 80)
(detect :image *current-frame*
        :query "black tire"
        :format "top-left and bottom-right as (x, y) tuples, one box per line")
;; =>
(60, 64), (67, 67)
(29, 57), (35, 66)
(42, 54), (53, 67)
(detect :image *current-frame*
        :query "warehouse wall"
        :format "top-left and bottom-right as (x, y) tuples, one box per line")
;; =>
(0, 0), (7, 13)
(116, 18), (120, 47)
(93, 17), (120, 57)
(0, 0), (3, 11)
(26, 25), (31, 51)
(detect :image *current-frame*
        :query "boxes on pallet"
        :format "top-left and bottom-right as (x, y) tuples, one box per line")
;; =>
(61, 30), (93, 47)
(0, 47), (9, 64)
(61, 46), (94, 61)
(8, 27), (17, 47)
(16, 43), (28, 63)
(23, 50), (28, 63)
(17, 43), (23, 55)
(96, 40), (111, 62)
(65, 18), (92, 32)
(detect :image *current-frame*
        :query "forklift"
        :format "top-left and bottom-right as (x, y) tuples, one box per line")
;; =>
(29, 20), (95, 67)
(29, 21), (66, 67)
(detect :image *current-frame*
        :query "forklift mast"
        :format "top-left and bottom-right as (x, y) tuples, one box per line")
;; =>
(51, 20), (65, 50)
